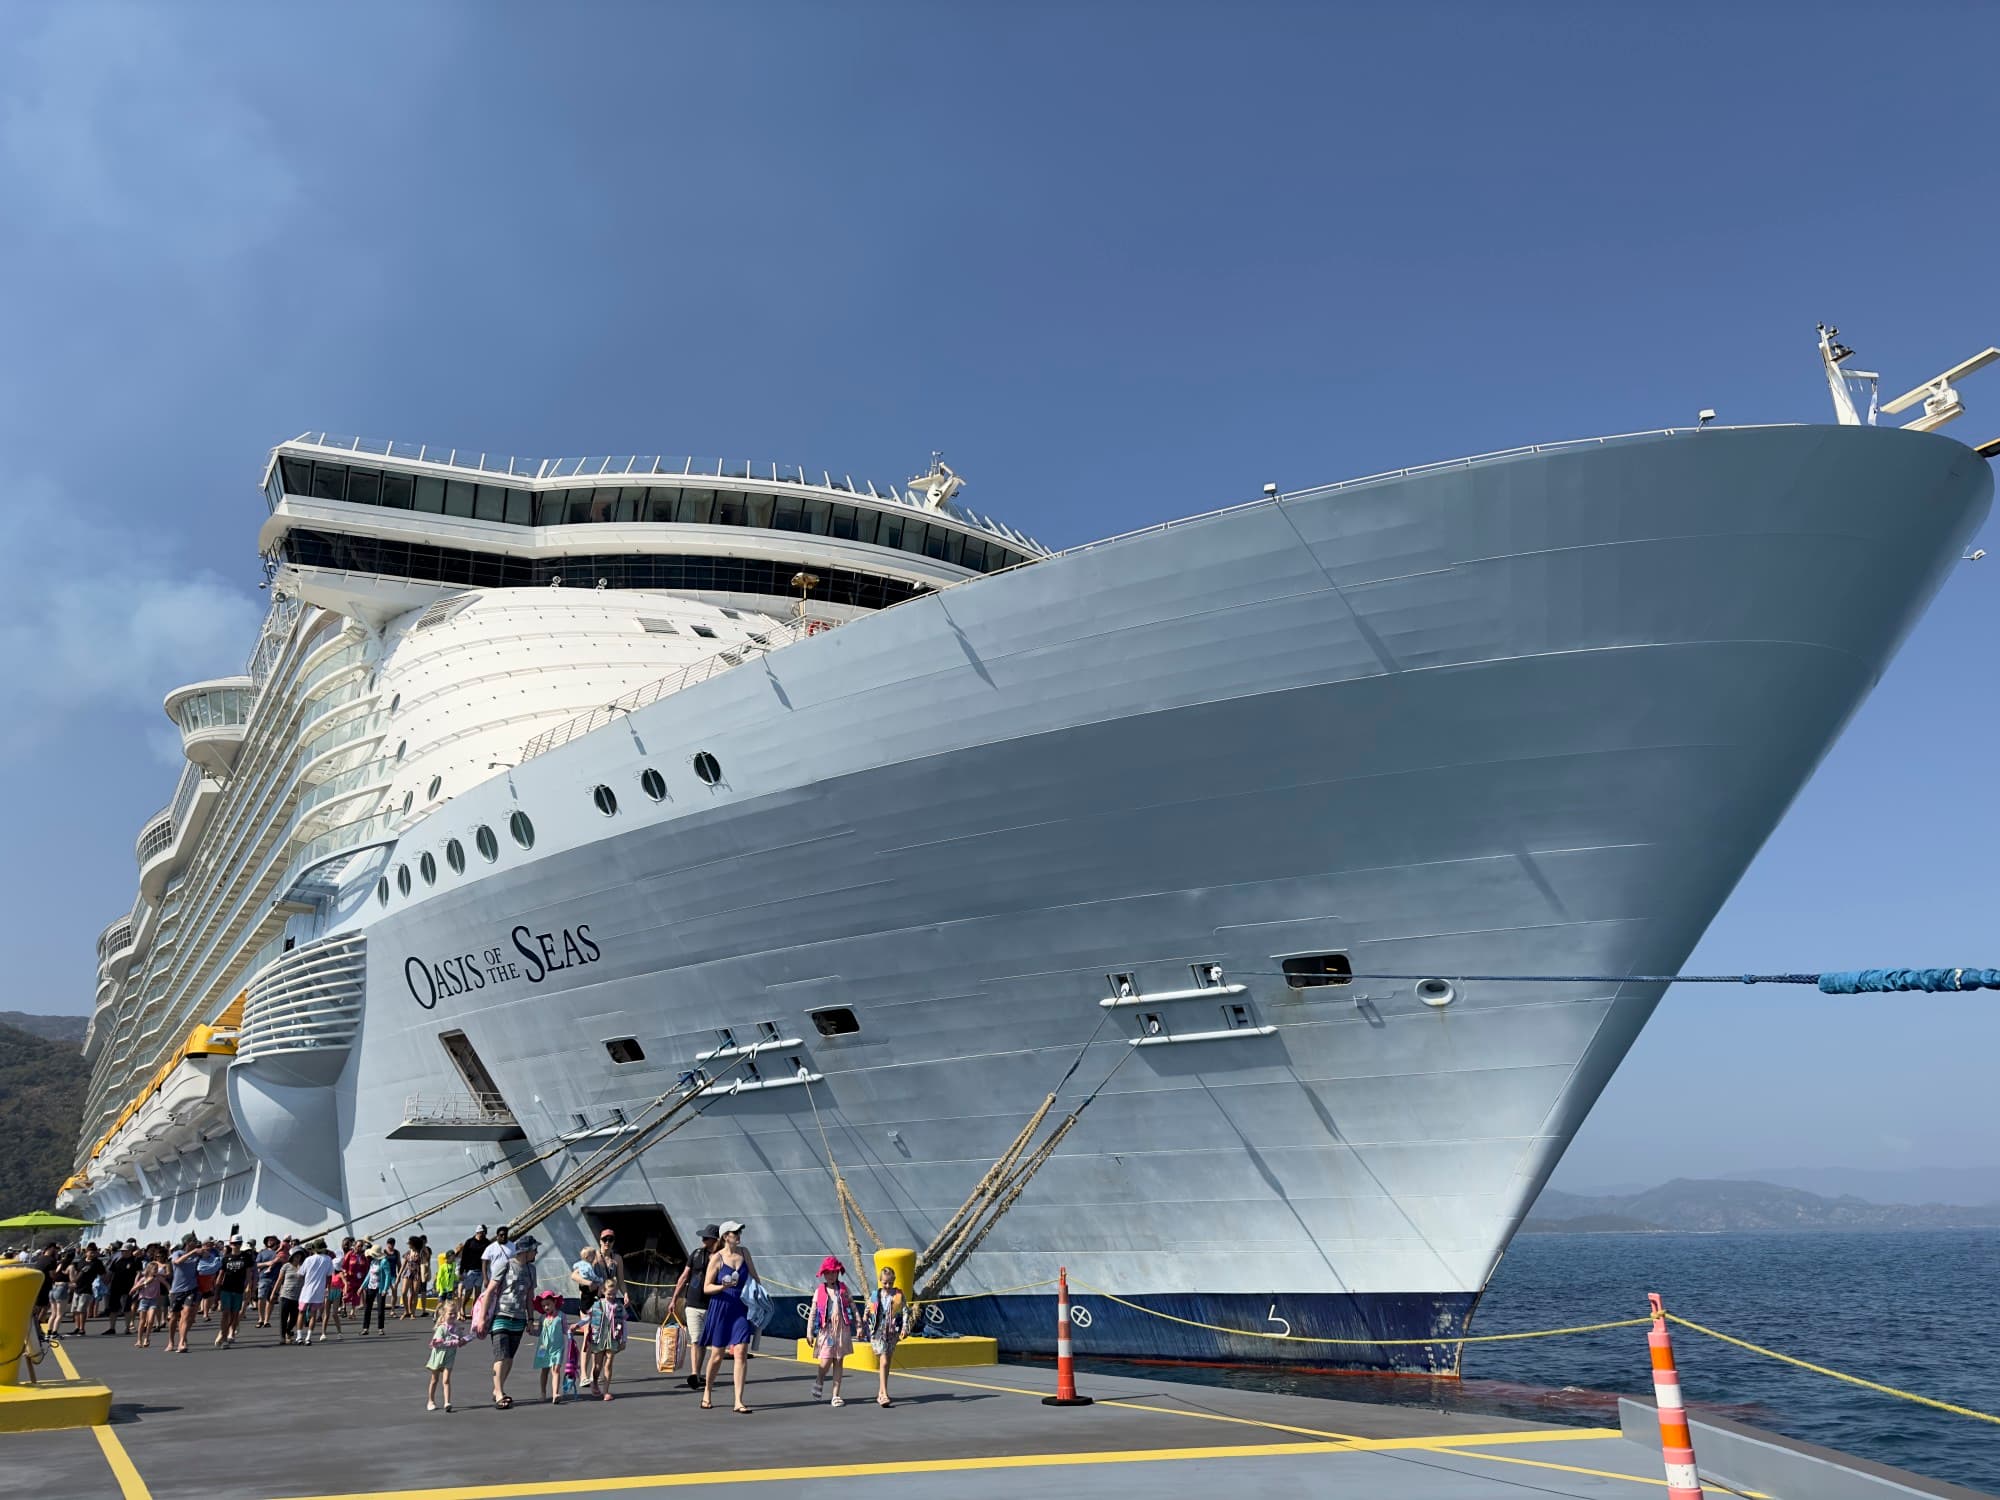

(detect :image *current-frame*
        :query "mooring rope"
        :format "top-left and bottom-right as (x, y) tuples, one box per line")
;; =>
(1251, 968), (2000, 993)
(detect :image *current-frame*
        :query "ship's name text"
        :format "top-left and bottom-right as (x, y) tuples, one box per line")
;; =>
(404, 924), (601, 1008)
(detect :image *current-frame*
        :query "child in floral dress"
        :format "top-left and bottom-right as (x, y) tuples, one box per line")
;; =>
(426, 1292), (469, 1412)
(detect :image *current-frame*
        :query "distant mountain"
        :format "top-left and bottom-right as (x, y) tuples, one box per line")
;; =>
(1527, 1177), (2000, 1233)
(0, 1012), (87, 1047)
(1723, 1165), (2000, 1209)
(0, 1021), (90, 1219)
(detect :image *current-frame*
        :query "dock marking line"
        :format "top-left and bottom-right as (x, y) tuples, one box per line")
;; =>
(49, 1337), (153, 1500)
(1410, 1445), (1770, 1497)
(892, 1367), (1368, 1441)
(268, 1442), (1355, 1500)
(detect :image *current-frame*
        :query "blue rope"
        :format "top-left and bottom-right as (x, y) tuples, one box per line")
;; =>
(1327, 969), (2000, 993)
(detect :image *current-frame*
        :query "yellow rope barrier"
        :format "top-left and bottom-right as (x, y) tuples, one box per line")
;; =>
(1664, 1313), (2000, 1427)
(1070, 1281), (1650, 1345)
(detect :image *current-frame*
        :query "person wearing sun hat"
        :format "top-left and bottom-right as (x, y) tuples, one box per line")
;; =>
(806, 1254), (856, 1405)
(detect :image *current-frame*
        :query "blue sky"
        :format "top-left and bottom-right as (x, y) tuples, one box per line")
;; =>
(4, 2), (1996, 1188)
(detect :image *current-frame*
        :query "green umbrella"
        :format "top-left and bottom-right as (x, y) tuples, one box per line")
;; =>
(0, 1210), (95, 1230)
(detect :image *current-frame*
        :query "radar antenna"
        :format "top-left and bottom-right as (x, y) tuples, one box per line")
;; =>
(909, 452), (964, 510)
(1880, 343), (2000, 441)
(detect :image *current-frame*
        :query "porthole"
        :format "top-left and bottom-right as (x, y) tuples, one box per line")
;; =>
(604, 1037), (645, 1064)
(389, 693), (401, 714)
(419, 851), (437, 885)
(509, 810), (535, 849)
(475, 825), (499, 862)
(639, 767), (667, 802)
(427, 775), (442, 800)
(396, 864), (412, 896)
(445, 838), (465, 874)
(693, 751), (722, 785)
(395, 740), (407, 762)
(810, 1007), (860, 1037)
(592, 783), (618, 817)
(376, 878), (390, 907)
(402, 790), (414, 813)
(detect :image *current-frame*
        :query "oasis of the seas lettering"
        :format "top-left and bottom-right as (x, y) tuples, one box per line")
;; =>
(403, 923), (601, 1009)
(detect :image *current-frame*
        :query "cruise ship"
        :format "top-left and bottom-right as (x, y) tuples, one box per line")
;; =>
(62, 341), (1996, 1369)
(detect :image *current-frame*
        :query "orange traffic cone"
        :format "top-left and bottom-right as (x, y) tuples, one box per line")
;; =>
(1647, 1293), (1704, 1499)
(1041, 1267), (1093, 1406)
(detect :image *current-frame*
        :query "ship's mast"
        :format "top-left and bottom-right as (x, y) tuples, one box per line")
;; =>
(1816, 323), (1876, 427)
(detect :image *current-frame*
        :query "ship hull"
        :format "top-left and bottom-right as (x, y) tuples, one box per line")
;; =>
(100, 426), (1992, 1371)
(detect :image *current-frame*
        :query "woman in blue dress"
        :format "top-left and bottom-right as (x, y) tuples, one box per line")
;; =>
(698, 1221), (758, 1413)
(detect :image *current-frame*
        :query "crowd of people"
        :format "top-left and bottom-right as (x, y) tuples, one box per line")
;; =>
(10, 1218), (917, 1415)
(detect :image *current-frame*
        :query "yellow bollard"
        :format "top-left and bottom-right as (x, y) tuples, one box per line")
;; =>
(0, 1266), (113, 1430)
(0, 1265), (37, 1387)
(795, 1248), (995, 1371)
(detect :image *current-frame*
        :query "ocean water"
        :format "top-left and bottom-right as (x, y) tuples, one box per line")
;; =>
(1085, 1230), (2000, 1492)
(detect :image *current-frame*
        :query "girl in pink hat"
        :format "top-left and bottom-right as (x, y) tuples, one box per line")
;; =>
(807, 1256), (855, 1406)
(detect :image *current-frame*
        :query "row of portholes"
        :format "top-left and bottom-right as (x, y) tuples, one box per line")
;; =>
(592, 753), (722, 818)
(378, 810), (535, 905)
(401, 775), (445, 816)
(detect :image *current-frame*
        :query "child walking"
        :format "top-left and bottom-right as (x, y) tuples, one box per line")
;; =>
(807, 1256), (855, 1406)
(426, 1292), (469, 1412)
(532, 1291), (567, 1404)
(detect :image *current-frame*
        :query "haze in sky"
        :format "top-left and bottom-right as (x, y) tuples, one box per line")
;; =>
(3, 2), (1995, 1190)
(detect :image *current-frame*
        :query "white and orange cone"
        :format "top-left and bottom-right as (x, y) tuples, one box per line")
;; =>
(1648, 1293), (1704, 1499)
(1041, 1267), (1093, 1406)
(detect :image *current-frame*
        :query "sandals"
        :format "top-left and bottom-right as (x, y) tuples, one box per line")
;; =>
(700, 1398), (713, 1410)
(734, 1405), (752, 1414)
(493, 1395), (514, 1409)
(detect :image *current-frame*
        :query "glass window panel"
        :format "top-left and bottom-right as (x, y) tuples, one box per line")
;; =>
(960, 537), (987, 571)
(280, 458), (314, 494)
(588, 487), (621, 521)
(827, 505), (858, 541)
(310, 463), (347, 501)
(877, 514), (905, 551)
(504, 489), (533, 525)
(688, 489), (724, 526)
(474, 484), (506, 522)
(936, 528), (964, 564)
(564, 491), (597, 525)
(851, 507), (880, 546)
(802, 499), (832, 535)
(444, 479), (478, 517)
(616, 486), (647, 522)
(345, 468), (381, 506)
(413, 476), (447, 513)
(380, 472), (414, 508)
(644, 487), (678, 522)
(745, 492), (775, 529)
(770, 496), (805, 532)
(901, 520), (930, 557)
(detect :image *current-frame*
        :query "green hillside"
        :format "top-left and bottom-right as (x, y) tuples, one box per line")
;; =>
(0, 1021), (90, 1218)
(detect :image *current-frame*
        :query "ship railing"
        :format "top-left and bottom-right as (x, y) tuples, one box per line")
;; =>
(272, 809), (399, 902)
(236, 932), (367, 1063)
(282, 433), (1023, 531)
(399, 1092), (518, 1129)
(518, 613), (842, 764)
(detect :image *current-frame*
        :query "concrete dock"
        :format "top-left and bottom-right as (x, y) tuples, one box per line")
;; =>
(11, 1318), (1987, 1500)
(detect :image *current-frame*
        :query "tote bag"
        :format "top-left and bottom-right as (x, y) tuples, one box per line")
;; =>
(470, 1277), (497, 1339)
(655, 1319), (681, 1372)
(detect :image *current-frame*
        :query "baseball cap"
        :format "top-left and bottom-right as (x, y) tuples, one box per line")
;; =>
(718, 1220), (744, 1236)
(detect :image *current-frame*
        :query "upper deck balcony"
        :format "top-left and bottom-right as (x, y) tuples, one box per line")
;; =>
(258, 437), (1047, 624)
(165, 676), (256, 772)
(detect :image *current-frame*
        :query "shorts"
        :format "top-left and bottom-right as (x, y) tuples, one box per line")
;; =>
(169, 1292), (195, 1315)
(458, 1271), (483, 1297)
(219, 1291), (244, 1311)
(491, 1327), (523, 1360)
(197, 1275), (217, 1295)
(137, 1297), (160, 1313)
(257, 1279), (276, 1299)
